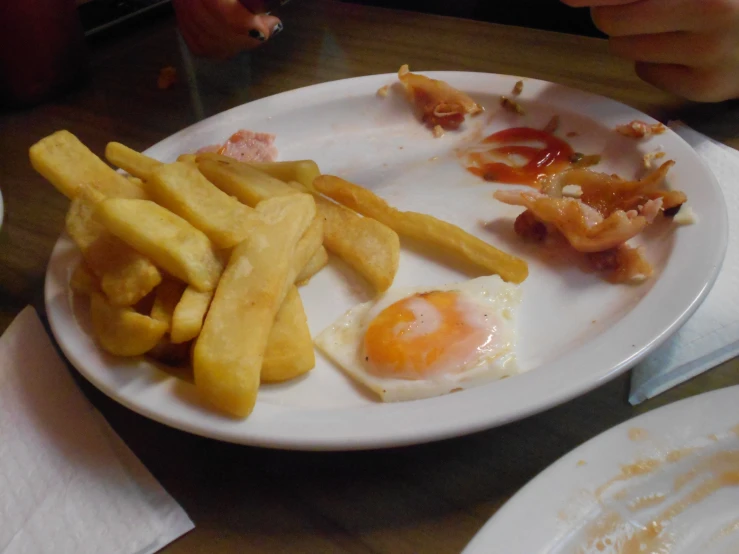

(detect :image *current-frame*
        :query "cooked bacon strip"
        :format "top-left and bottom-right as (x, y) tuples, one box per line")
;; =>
(541, 161), (685, 216)
(398, 65), (483, 131)
(494, 191), (648, 253)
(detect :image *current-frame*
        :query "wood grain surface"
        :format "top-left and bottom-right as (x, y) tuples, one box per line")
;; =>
(1, 1), (737, 552)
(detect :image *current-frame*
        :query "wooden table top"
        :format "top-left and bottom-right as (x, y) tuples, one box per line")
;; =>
(1, 1), (738, 552)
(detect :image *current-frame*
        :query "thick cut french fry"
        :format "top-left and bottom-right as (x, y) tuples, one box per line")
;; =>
(197, 155), (320, 190)
(256, 205), (321, 381)
(66, 187), (162, 306)
(314, 175), (529, 284)
(290, 181), (399, 292)
(258, 199), (326, 283)
(90, 292), (168, 356)
(196, 154), (298, 207)
(148, 338), (192, 368)
(97, 198), (224, 292)
(105, 142), (161, 180)
(281, 212), (323, 271)
(29, 130), (147, 200)
(261, 286), (315, 383)
(65, 186), (110, 251)
(148, 162), (259, 249)
(246, 160), (320, 189)
(70, 261), (99, 295)
(197, 158), (328, 275)
(297, 245), (329, 285)
(176, 153), (198, 165)
(318, 195), (399, 291)
(193, 194), (316, 417)
(170, 287), (214, 344)
(316, 194), (400, 292)
(100, 258), (162, 307)
(151, 279), (187, 329)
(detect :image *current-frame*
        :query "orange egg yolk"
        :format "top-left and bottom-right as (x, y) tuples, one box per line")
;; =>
(363, 290), (490, 379)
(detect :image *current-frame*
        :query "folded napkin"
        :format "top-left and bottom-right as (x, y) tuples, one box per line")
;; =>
(629, 122), (739, 404)
(0, 307), (194, 554)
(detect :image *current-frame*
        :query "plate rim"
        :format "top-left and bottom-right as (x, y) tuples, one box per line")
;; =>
(461, 384), (739, 553)
(44, 71), (729, 450)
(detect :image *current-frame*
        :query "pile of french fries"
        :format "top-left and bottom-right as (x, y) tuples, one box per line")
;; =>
(31, 130), (526, 418)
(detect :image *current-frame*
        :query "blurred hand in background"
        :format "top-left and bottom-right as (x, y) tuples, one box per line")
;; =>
(172, 0), (283, 59)
(563, 0), (739, 102)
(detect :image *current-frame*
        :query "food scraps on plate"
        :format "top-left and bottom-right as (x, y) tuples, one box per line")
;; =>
(29, 68), (693, 419)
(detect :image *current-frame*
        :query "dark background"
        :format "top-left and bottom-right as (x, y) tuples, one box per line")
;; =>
(343, 0), (602, 37)
(78, 1), (602, 39)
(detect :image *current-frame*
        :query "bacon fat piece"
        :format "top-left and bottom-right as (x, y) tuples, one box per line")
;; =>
(398, 65), (483, 131)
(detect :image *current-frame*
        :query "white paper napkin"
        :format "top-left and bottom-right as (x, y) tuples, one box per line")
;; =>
(629, 122), (739, 404)
(0, 306), (194, 554)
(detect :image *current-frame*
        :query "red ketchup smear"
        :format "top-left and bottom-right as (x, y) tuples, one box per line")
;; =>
(467, 127), (574, 187)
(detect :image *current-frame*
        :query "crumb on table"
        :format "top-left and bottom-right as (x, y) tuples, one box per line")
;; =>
(158, 66), (177, 90)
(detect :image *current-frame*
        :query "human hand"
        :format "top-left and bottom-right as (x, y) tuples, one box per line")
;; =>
(172, 0), (283, 59)
(561, 0), (739, 102)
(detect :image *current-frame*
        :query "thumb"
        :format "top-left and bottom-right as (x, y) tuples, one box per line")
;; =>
(241, 15), (282, 44)
(256, 14), (283, 39)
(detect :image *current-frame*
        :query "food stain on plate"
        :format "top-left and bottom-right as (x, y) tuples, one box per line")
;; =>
(559, 424), (739, 554)
(628, 427), (649, 442)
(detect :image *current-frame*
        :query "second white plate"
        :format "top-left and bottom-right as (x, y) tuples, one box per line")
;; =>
(464, 385), (739, 553)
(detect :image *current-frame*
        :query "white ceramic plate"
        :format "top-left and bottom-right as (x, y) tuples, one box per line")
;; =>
(45, 72), (727, 450)
(463, 385), (739, 553)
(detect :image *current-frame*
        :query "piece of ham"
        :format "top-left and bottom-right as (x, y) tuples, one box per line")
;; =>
(197, 130), (278, 162)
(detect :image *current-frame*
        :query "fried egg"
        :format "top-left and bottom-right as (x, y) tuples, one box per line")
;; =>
(315, 275), (521, 402)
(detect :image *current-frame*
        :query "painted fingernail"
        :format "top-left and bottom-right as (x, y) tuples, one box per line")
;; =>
(271, 22), (284, 37)
(249, 29), (266, 42)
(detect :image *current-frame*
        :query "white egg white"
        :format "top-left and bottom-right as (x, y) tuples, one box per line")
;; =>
(314, 275), (521, 402)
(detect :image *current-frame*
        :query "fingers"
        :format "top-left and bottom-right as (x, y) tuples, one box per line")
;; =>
(177, 2), (236, 58)
(591, 0), (739, 36)
(610, 31), (734, 67)
(563, 0), (739, 100)
(635, 61), (739, 102)
(235, 0), (270, 13)
(173, 0), (284, 59)
(560, 0), (637, 7)
(261, 15), (284, 38)
(205, 0), (263, 34)
(228, 12), (282, 42)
